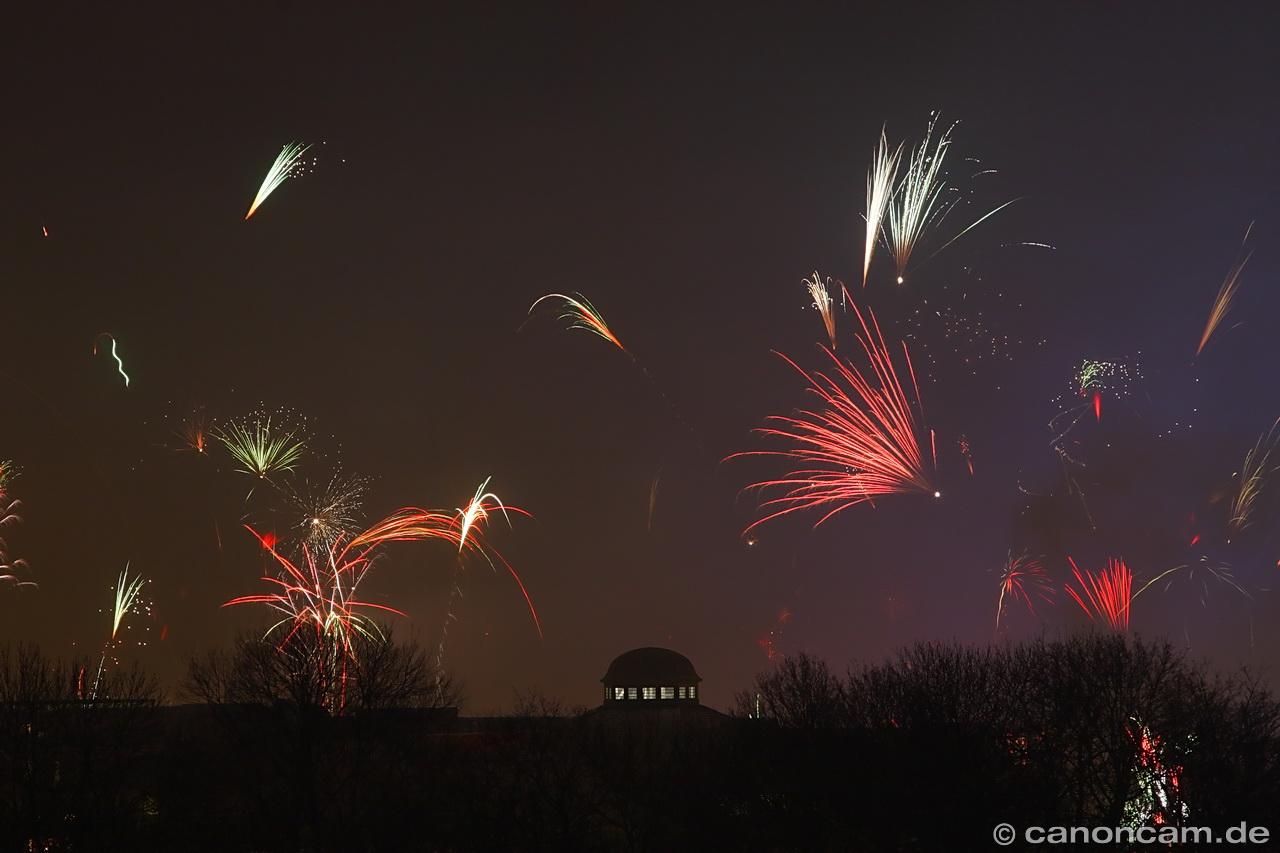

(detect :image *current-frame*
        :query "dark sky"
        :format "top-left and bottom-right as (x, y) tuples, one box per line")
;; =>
(3, 1), (1280, 713)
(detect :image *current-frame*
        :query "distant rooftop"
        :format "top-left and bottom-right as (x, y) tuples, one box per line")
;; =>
(602, 647), (702, 687)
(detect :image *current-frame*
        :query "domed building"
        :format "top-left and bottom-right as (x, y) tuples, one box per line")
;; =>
(601, 647), (702, 705)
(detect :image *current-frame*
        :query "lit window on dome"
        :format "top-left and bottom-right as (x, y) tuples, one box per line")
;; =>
(614, 687), (626, 700)
(661, 687), (675, 699)
(628, 687), (638, 699)
(642, 687), (656, 699)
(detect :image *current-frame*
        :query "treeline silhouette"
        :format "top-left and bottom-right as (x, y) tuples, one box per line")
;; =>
(0, 634), (1276, 852)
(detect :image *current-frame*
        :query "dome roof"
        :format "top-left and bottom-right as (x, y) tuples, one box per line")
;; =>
(602, 647), (701, 686)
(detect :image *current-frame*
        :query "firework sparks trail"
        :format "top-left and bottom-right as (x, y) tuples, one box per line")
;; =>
(93, 565), (149, 697)
(110, 566), (147, 641)
(454, 477), (512, 554)
(527, 293), (627, 352)
(0, 464), (30, 591)
(215, 413), (307, 483)
(884, 114), (1015, 284)
(804, 272), (841, 349)
(862, 127), (901, 289)
(436, 480), (538, 669)
(92, 333), (130, 388)
(526, 291), (705, 451)
(245, 141), (313, 219)
(734, 302), (936, 532)
(1136, 557), (1250, 606)
(1066, 557), (1132, 632)
(1229, 418), (1280, 536)
(1196, 224), (1253, 357)
(995, 551), (1054, 630)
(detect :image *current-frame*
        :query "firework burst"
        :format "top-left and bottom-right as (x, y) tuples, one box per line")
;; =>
(1196, 224), (1252, 357)
(1230, 418), (1280, 535)
(285, 471), (371, 551)
(110, 566), (147, 641)
(228, 529), (404, 712)
(884, 114), (1013, 284)
(1136, 557), (1250, 606)
(454, 477), (511, 553)
(1066, 557), (1132, 632)
(94, 565), (150, 697)
(173, 402), (215, 454)
(735, 303), (936, 531)
(526, 292), (627, 353)
(804, 271), (840, 349)
(1048, 357), (1143, 466)
(216, 412), (307, 482)
(245, 141), (313, 219)
(230, 490), (535, 712)
(0, 464), (29, 590)
(995, 551), (1054, 630)
(448, 481), (539, 637)
(862, 127), (901, 288)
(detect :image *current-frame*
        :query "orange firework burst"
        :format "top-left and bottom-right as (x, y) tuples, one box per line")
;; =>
(735, 303), (936, 531)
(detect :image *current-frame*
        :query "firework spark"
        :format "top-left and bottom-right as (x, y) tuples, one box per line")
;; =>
(1196, 225), (1252, 357)
(527, 292), (626, 352)
(863, 127), (901, 288)
(216, 413), (307, 482)
(735, 303), (936, 531)
(995, 551), (1054, 630)
(245, 141), (313, 219)
(804, 271), (840, 348)
(1066, 557), (1132, 632)
(93, 333), (130, 388)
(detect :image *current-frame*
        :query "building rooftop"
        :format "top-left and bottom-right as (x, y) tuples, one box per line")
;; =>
(601, 647), (702, 687)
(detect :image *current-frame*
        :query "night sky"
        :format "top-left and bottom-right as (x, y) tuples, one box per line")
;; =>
(4, 1), (1280, 713)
